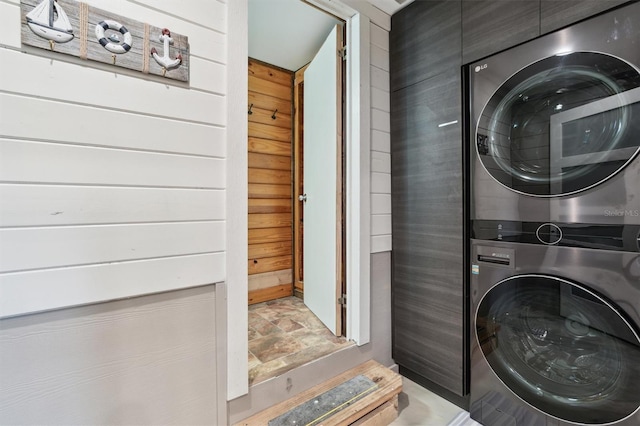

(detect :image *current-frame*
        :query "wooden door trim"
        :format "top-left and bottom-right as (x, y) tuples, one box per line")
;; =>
(293, 64), (308, 297)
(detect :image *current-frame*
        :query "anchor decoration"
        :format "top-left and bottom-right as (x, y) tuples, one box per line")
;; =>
(151, 28), (183, 76)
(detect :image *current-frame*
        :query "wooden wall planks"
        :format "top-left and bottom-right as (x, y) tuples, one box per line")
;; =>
(0, 0), (228, 318)
(247, 59), (294, 304)
(370, 22), (392, 253)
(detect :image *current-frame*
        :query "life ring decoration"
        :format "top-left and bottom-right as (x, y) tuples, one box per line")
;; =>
(95, 20), (132, 54)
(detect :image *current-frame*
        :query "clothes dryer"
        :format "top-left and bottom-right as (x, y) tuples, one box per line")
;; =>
(469, 2), (640, 226)
(470, 235), (640, 425)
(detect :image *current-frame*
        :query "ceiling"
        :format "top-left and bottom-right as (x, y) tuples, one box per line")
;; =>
(248, 0), (415, 72)
(248, 0), (342, 72)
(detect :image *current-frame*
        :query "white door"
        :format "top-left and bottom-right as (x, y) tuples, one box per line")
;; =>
(302, 24), (343, 336)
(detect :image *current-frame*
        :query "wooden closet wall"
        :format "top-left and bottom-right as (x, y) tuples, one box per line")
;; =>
(248, 59), (294, 304)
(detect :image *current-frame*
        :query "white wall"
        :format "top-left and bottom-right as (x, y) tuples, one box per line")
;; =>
(369, 21), (392, 253)
(0, 0), (227, 316)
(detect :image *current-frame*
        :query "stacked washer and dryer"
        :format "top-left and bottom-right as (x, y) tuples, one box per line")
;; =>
(467, 3), (640, 425)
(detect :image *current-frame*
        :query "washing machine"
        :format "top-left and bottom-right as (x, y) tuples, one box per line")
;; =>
(469, 1), (640, 226)
(469, 235), (640, 425)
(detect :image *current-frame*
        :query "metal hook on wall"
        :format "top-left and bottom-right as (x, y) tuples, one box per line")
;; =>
(271, 109), (278, 120)
(248, 104), (253, 115)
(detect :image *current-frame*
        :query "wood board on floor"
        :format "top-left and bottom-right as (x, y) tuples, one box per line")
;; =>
(235, 360), (402, 426)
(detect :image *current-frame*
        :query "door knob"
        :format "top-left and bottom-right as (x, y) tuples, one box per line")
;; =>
(299, 194), (307, 202)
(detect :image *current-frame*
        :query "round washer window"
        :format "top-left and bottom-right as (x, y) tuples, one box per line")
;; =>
(476, 52), (640, 196)
(476, 275), (640, 424)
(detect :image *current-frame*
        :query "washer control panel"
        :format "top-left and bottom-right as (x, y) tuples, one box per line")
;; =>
(536, 223), (562, 245)
(472, 220), (640, 252)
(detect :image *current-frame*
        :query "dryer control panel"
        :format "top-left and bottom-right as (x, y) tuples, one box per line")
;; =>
(472, 220), (640, 252)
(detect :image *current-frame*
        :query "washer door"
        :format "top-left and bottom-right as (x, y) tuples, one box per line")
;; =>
(476, 52), (640, 196)
(476, 275), (640, 424)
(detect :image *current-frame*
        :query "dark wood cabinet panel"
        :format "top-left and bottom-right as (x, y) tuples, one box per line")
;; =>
(390, 0), (461, 92)
(390, 73), (465, 395)
(540, 0), (629, 34)
(462, 0), (540, 64)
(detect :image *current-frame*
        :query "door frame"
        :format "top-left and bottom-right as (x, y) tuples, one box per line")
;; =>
(226, 0), (372, 400)
(293, 64), (308, 298)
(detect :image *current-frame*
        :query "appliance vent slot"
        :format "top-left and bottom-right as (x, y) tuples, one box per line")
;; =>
(477, 255), (511, 266)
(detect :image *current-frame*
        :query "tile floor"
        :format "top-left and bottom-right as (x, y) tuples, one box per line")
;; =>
(248, 296), (354, 385)
(391, 377), (482, 426)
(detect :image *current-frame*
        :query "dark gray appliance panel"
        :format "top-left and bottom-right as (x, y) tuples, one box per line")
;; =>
(540, 0), (629, 34)
(462, 0), (540, 64)
(391, 70), (464, 395)
(390, 0), (461, 92)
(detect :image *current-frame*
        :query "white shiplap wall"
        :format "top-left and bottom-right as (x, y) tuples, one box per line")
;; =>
(0, 0), (227, 317)
(369, 22), (392, 253)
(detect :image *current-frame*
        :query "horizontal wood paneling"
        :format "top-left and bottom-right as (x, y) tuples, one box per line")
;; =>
(249, 153), (290, 171)
(0, 253), (224, 318)
(372, 194), (392, 215)
(370, 21), (392, 252)
(248, 169), (291, 185)
(248, 75), (292, 101)
(248, 241), (293, 260)
(248, 255), (293, 275)
(0, 49), (225, 125)
(371, 172), (391, 194)
(248, 138), (292, 156)
(0, 222), (225, 273)
(371, 44), (390, 72)
(0, 286), (220, 424)
(371, 87), (390, 112)
(371, 235), (392, 253)
(0, 93), (225, 158)
(248, 199), (292, 214)
(248, 213), (291, 229)
(248, 227), (292, 245)
(372, 130), (390, 153)
(249, 122), (292, 143)
(370, 22), (389, 51)
(371, 66), (390, 92)
(248, 269), (292, 292)
(0, 185), (224, 227)
(0, 139), (224, 189)
(248, 92), (293, 115)
(249, 60), (293, 86)
(371, 214), (392, 235)
(371, 109), (391, 133)
(248, 183), (291, 199)
(371, 151), (391, 173)
(132, 0), (227, 32)
(248, 284), (292, 305)
(248, 107), (292, 128)
(0, 2), (20, 47)
(247, 60), (294, 301)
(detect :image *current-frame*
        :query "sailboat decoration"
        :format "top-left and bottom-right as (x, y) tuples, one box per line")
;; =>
(26, 0), (74, 43)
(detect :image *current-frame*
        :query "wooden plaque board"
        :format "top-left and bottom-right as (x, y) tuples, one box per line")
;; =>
(20, 0), (190, 82)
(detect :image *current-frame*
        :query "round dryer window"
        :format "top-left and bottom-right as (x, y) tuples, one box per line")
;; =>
(476, 275), (640, 424)
(476, 52), (640, 196)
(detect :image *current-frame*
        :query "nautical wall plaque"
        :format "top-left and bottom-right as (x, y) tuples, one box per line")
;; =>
(20, 0), (190, 82)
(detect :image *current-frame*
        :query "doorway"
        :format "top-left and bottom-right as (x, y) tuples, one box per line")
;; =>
(247, 0), (349, 385)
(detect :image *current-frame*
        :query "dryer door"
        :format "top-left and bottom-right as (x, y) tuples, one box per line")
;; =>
(476, 52), (640, 197)
(476, 274), (640, 424)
